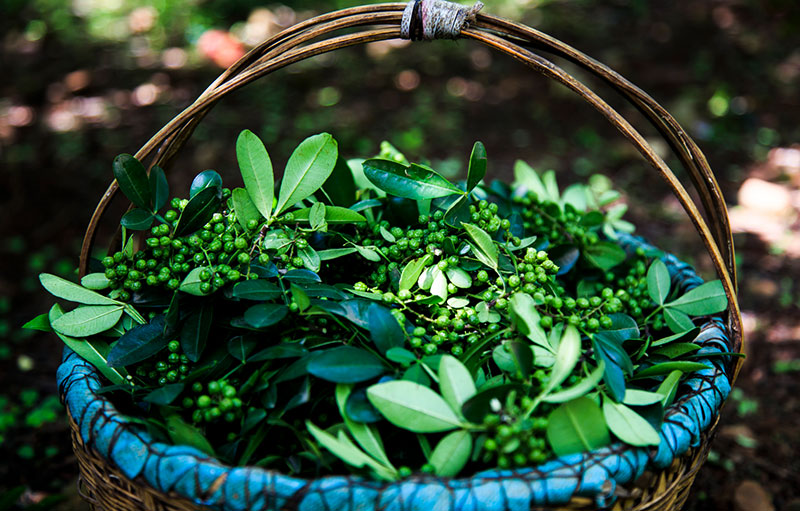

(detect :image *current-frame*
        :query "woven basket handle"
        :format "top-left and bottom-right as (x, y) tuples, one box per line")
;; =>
(79, 2), (742, 377)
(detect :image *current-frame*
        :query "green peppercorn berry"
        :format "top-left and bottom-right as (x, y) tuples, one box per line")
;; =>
(219, 398), (233, 412)
(539, 315), (553, 329)
(508, 275), (521, 288)
(576, 297), (590, 309)
(179, 364), (189, 374)
(213, 277), (225, 288)
(166, 278), (179, 290)
(166, 370), (178, 382)
(484, 438), (498, 451)
(495, 298), (508, 309)
(208, 381), (221, 394)
(155, 361), (168, 372)
(477, 270), (489, 282)
(223, 385), (237, 399)
(423, 343), (437, 355)
(413, 326), (426, 336)
(586, 318), (600, 331)
(105, 269), (116, 280)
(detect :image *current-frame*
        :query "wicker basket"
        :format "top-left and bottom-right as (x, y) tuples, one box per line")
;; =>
(60, 2), (744, 510)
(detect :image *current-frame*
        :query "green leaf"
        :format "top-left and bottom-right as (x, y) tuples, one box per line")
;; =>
(49, 305), (128, 385)
(650, 327), (700, 347)
(232, 187), (262, 230)
(368, 304), (404, 355)
(113, 154), (151, 210)
(51, 304), (124, 337)
(438, 355), (477, 412)
(445, 267), (472, 289)
(362, 159), (462, 200)
(399, 255), (432, 292)
(598, 314), (639, 343)
(180, 305), (213, 362)
(275, 133), (338, 214)
(80, 273), (111, 290)
(243, 303), (288, 329)
(165, 413), (215, 456)
(386, 347), (417, 366)
(622, 389), (665, 406)
(603, 399), (661, 446)
(178, 266), (212, 296)
(298, 246), (321, 272)
(666, 280), (727, 316)
(190, 170), (222, 198)
(544, 324), (581, 395)
(23, 313), (52, 332)
(367, 380), (462, 433)
(317, 247), (358, 261)
(175, 186), (221, 236)
(354, 245), (381, 262)
(633, 361), (710, 379)
(120, 208), (154, 230)
(335, 385), (394, 468)
(546, 397), (610, 456)
(231, 279), (281, 300)
(237, 129), (273, 220)
(308, 346), (385, 383)
(306, 421), (396, 481)
(40, 273), (120, 306)
(143, 383), (184, 405)
(652, 342), (701, 359)
(646, 259), (670, 305)
(283, 269), (321, 284)
(291, 205), (368, 225)
(227, 336), (256, 362)
(583, 242), (627, 271)
(466, 141), (487, 192)
(543, 361), (605, 403)
(663, 307), (695, 334)
(462, 223), (498, 269)
(309, 202), (326, 231)
(149, 166), (169, 212)
(320, 156), (357, 207)
(513, 160), (548, 200)
(430, 429), (472, 477)
(430, 266), (448, 302)
(107, 316), (168, 367)
(290, 283), (311, 312)
(509, 292), (548, 348)
(656, 370), (683, 407)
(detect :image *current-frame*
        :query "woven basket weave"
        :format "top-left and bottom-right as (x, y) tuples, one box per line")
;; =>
(60, 3), (744, 510)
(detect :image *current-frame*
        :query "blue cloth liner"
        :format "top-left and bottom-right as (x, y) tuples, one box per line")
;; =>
(57, 233), (734, 510)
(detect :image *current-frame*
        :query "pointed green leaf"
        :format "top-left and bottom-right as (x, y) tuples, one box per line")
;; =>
(23, 313), (52, 332)
(291, 205), (366, 224)
(546, 397), (610, 456)
(439, 355), (477, 412)
(120, 208), (155, 230)
(367, 380), (462, 433)
(243, 303), (288, 329)
(231, 279), (281, 300)
(666, 280), (727, 315)
(306, 421), (396, 480)
(80, 273), (111, 291)
(298, 246), (321, 272)
(317, 247), (358, 261)
(543, 361), (605, 403)
(430, 430), (472, 477)
(143, 383), (184, 405)
(232, 187), (262, 230)
(583, 242), (627, 271)
(309, 202), (326, 230)
(165, 413), (215, 456)
(663, 307), (695, 334)
(237, 129), (273, 220)
(49, 305), (128, 385)
(149, 166), (169, 212)
(40, 273), (120, 306)
(430, 266), (448, 302)
(466, 141), (487, 192)
(399, 255), (432, 292)
(633, 361), (710, 379)
(276, 133), (338, 214)
(513, 160), (548, 200)
(180, 305), (213, 362)
(51, 305), (124, 337)
(544, 324), (581, 395)
(308, 346), (385, 383)
(656, 370), (683, 407)
(651, 342), (701, 359)
(462, 223), (498, 268)
(603, 399), (661, 446)
(178, 266), (213, 296)
(175, 186), (221, 236)
(622, 389), (665, 406)
(509, 292), (548, 348)
(336, 385), (395, 468)
(362, 159), (462, 200)
(320, 156), (357, 207)
(107, 316), (168, 367)
(445, 267), (472, 289)
(113, 154), (151, 210)
(368, 304), (404, 355)
(646, 259), (670, 305)
(190, 170), (222, 198)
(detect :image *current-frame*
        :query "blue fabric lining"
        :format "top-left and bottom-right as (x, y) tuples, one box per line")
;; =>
(58, 233), (734, 510)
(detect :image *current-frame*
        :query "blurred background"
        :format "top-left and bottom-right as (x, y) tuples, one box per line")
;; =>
(1, 0), (798, 509)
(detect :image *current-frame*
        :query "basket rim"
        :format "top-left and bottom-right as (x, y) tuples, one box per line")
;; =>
(58, 233), (735, 510)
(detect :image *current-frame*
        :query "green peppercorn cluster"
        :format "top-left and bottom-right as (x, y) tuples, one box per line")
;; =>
(187, 380), (244, 426)
(134, 340), (192, 385)
(481, 390), (552, 468)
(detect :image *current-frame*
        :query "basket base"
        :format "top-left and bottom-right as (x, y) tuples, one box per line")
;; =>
(70, 411), (718, 511)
